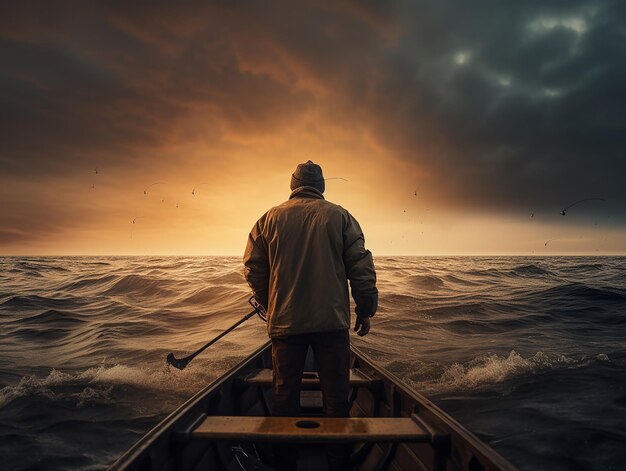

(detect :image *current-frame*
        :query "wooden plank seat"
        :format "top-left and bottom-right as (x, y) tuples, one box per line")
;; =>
(245, 368), (371, 387)
(191, 416), (430, 443)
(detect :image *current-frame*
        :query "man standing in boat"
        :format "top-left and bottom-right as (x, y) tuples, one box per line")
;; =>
(244, 160), (378, 470)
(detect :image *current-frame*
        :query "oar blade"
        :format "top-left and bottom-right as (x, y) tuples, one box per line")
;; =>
(166, 352), (190, 370)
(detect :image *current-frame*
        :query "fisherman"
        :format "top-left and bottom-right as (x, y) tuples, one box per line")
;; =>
(243, 160), (378, 471)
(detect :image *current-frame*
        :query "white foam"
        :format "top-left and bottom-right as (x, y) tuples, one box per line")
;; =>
(418, 350), (597, 394)
(0, 361), (214, 409)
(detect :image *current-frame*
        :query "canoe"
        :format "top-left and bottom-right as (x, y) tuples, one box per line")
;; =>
(110, 341), (518, 471)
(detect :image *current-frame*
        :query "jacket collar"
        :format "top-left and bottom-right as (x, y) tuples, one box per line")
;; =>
(289, 186), (325, 200)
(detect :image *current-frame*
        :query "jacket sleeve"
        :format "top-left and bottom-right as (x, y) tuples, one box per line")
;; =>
(243, 215), (270, 310)
(342, 211), (378, 317)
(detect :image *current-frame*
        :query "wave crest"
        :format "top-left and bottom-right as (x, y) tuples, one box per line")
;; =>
(428, 351), (610, 393)
(509, 264), (551, 277)
(407, 274), (444, 290)
(104, 274), (175, 297)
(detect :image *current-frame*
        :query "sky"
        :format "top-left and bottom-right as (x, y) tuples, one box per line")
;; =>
(1, 1), (625, 255)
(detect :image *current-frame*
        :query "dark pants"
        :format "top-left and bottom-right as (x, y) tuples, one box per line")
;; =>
(271, 329), (351, 470)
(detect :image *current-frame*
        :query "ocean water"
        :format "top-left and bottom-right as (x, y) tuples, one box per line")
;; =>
(0, 256), (625, 471)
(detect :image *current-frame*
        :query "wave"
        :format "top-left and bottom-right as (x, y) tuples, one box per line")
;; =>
(407, 274), (444, 290)
(0, 362), (214, 409)
(568, 263), (605, 272)
(443, 274), (481, 286)
(535, 284), (626, 302)
(13, 326), (80, 341)
(442, 319), (499, 334)
(13, 309), (85, 326)
(103, 274), (176, 297)
(16, 261), (69, 272)
(208, 271), (246, 285)
(423, 351), (611, 394)
(172, 285), (246, 307)
(59, 274), (118, 291)
(0, 295), (78, 310)
(509, 264), (551, 277)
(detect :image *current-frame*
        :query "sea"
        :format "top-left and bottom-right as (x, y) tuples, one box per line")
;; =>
(0, 256), (625, 471)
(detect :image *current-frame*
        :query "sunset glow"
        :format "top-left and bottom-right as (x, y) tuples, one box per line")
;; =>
(1, 2), (624, 255)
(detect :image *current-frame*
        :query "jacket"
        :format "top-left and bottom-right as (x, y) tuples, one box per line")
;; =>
(243, 186), (378, 338)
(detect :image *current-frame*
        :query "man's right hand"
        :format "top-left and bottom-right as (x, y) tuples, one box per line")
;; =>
(354, 316), (371, 336)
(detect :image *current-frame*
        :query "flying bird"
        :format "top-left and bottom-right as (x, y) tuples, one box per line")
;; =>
(531, 212), (535, 218)
(132, 217), (144, 225)
(545, 239), (557, 247)
(144, 182), (165, 195)
(192, 182), (210, 195)
(95, 167), (99, 175)
(560, 198), (605, 216)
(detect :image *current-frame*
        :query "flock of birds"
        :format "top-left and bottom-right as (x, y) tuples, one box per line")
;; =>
(540, 198), (606, 247)
(90, 169), (351, 238)
(402, 191), (606, 249)
(92, 167), (606, 249)
(91, 168), (216, 236)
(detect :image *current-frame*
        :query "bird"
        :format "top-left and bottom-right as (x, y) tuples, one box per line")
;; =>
(531, 212), (535, 218)
(560, 198), (605, 216)
(192, 182), (210, 195)
(144, 182), (165, 195)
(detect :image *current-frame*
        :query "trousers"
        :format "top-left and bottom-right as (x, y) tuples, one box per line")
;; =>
(271, 329), (351, 470)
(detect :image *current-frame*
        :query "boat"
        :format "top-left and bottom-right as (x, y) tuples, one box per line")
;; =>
(110, 340), (518, 471)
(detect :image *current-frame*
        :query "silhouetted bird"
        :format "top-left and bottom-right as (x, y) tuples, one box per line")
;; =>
(192, 182), (209, 195)
(560, 198), (605, 216)
(144, 182), (165, 195)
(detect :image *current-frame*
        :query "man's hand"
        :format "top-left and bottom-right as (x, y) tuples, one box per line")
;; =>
(354, 316), (371, 336)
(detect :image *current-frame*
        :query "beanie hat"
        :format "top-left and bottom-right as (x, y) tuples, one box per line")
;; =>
(290, 160), (325, 193)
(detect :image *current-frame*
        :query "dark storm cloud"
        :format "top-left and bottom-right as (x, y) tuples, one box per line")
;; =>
(1, 0), (624, 217)
(0, 1), (315, 177)
(356, 0), (626, 213)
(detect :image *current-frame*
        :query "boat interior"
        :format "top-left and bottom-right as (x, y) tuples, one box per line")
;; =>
(111, 342), (516, 471)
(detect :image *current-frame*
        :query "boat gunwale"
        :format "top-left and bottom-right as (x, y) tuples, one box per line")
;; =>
(351, 343), (518, 471)
(108, 340), (272, 470)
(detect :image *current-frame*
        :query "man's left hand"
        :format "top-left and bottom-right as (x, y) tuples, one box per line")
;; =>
(354, 316), (371, 336)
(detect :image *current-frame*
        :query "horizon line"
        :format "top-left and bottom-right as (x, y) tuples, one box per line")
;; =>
(1, 253), (625, 257)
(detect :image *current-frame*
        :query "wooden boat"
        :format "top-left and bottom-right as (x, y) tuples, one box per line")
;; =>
(110, 341), (518, 471)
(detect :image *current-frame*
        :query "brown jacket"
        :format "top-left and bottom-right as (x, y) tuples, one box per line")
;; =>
(243, 186), (378, 338)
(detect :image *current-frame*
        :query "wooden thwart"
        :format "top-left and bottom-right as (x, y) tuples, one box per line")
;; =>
(244, 368), (371, 387)
(192, 416), (430, 443)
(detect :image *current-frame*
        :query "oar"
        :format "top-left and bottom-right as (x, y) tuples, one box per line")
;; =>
(166, 298), (265, 370)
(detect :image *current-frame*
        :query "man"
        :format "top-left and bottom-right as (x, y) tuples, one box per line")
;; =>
(243, 160), (378, 471)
